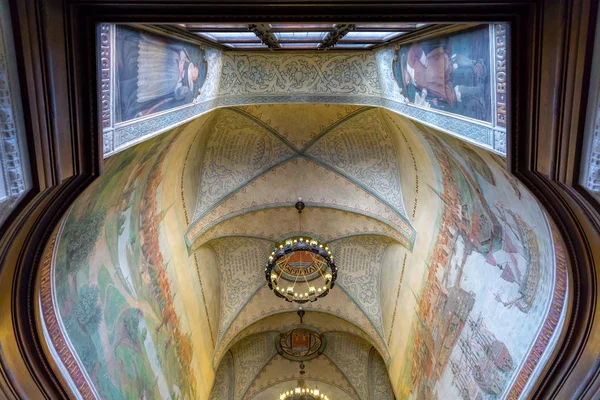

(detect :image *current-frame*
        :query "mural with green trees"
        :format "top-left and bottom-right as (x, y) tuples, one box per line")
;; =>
(53, 127), (199, 400)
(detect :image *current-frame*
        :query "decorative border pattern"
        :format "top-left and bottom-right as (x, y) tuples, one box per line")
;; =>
(38, 223), (97, 400)
(99, 23), (510, 158)
(98, 23), (115, 154)
(107, 95), (500, 158)
(505, 222), (568, 400)
(491, 23), (509, 155)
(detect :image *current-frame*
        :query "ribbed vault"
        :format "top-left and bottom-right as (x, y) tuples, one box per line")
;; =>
(42, 104), (565, 400)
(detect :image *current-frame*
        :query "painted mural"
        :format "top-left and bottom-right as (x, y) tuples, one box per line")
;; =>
(392, 26), (492, 122)
(42, 105), (563, 400)
(49, 115), (219, 400)
(115, 25), (208, 123)
(102, 24), (509, 156)
(385, 117), (561, 400)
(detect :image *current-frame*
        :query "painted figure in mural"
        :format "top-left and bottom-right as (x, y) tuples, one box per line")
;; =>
(116, 26), (208, 123)
(392, 27), (491, 122)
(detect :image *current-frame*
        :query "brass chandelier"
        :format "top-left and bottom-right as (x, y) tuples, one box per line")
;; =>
(279, 362), (330, 400)
(279, 381), (329, 400)
(265, 198), (338, 303)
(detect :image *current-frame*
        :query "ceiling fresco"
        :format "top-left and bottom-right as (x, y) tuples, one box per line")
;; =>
(187, 157), (410, 248)
(235, 104), (364, 149)
(211, 330), (392, 400)
(187, 107), (415, 249)
(243, 354), (359, 400)
(211, 279), (389, 368)
(41, 104), (566, 400)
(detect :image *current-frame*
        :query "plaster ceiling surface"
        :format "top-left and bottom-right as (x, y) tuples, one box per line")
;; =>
(244, 354), (359, 400)
(248, 380), (355, 400)
(211, 277), (389, 367)
(46, 104), (565, 400)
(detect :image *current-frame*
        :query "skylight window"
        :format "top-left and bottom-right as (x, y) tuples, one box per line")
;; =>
(275, 32), (327, 41)
(279, 42), (321, 48)
(270, 24), (334, 30)
(224, 42), (269, 49)
(197, 32), (260, 42)
(333, 43), (373, 49)
(341, 31), (405, 41)
(183, 22), (428, 50)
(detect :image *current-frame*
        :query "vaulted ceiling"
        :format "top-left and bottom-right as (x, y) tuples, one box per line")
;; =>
(45, 104), (564, 400)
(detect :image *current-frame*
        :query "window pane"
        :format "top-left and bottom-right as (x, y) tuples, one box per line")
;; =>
(187, 24), (249, 30)
(279, 42), (320, 48)
(276, 32), (326, 41)
(0, 0), (32, 227)
(342, 31), (404, 41)
(270, 24), (333, 30)
(224, 42), (269, 49)
(354, 23), (420, 30)
(333, 43), (373, 49)
(197, 32), (258, 41)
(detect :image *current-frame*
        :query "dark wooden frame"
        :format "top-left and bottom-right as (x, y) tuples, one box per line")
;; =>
(0, 0), (598, 399)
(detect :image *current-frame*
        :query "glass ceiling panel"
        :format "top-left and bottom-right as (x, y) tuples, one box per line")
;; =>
(279, 42), (320, 48)
(197, 32), (258, 41)
(270, 24), (334, 30)
(188, 24), (249, 29)
(276, 32), (327, 40)
(185, 22), (431, 50)
(342, 31), (405, 41)
(224, 42), (269, 48)
(354, 23), (420, 30)
(333, 43), (373, 49)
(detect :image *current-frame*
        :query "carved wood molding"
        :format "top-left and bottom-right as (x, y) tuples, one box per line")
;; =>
(0, 1), (598, 399)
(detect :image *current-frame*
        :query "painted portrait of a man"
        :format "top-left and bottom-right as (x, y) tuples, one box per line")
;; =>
(393, 27), (491, 122)
(115, 26), (208, 123)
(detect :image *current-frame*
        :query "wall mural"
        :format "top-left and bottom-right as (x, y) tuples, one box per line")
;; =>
(44, 116), (218, 400)
(40, 105), (565, 400)
(100, 24), (509, 156)
(115, 25), (208, 124)
(387, 120), (564, 400)
(392, 26), (491, 122)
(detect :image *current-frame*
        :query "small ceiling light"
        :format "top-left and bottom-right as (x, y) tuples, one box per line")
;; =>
(278, 362), (329, 399)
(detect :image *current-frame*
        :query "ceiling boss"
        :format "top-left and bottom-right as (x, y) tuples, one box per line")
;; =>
(265, 198), (338, 303)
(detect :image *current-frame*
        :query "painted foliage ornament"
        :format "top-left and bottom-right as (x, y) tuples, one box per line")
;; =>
(265, 198), (338, 303)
